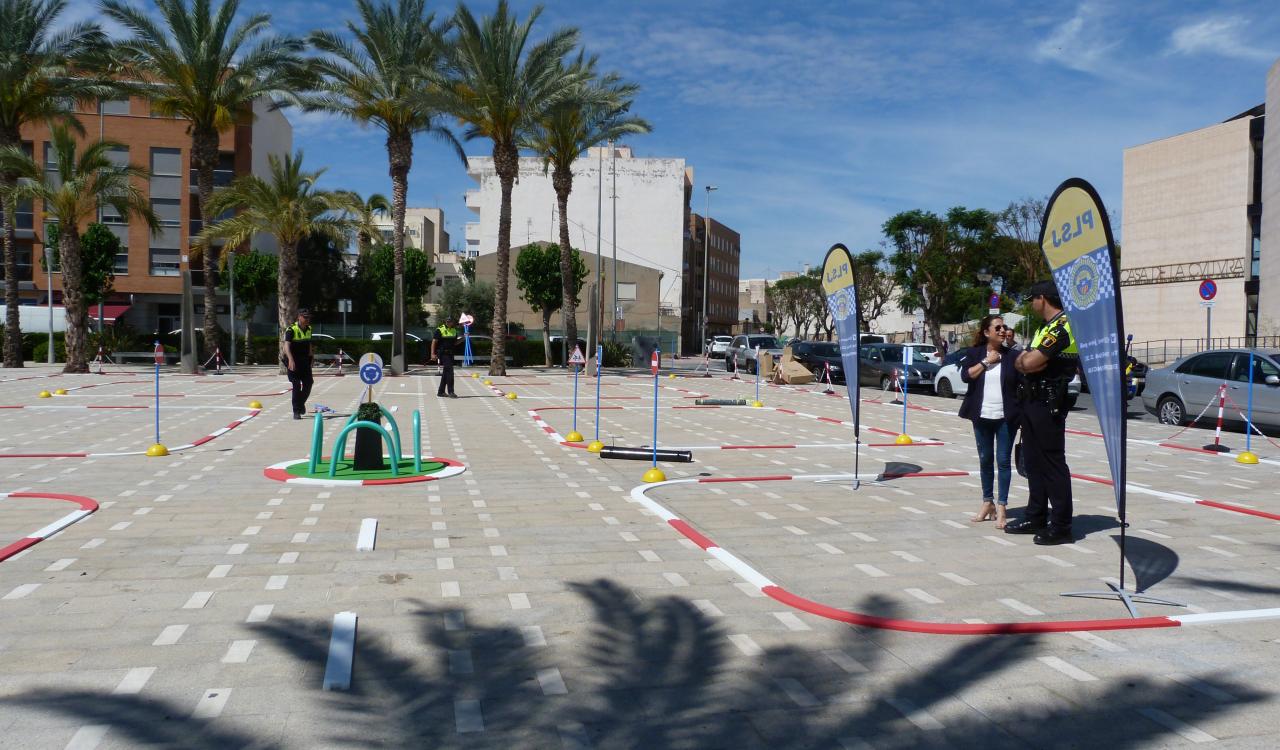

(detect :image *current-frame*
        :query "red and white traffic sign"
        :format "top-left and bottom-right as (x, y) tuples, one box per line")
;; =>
(650, 350), (660, 376)
(568, 346), (585, 366)
(154, 342), (165, 365)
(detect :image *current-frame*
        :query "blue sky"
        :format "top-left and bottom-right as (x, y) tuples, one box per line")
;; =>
(72, 0), (1280, 279)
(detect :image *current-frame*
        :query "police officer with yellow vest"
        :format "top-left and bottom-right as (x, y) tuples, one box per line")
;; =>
(1007, 281), (1079, 544)
(431, 316), (459, 398)
(284, 308), (314, 419)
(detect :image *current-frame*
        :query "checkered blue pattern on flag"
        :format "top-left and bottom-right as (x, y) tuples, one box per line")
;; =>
(820, 244), (860, 441)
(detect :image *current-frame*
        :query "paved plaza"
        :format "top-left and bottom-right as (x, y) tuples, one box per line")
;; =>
(2, 363), (1280, 749)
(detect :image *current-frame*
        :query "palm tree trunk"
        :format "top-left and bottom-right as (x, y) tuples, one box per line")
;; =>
(244, 313), (251, 365)
(2, 191), (21, 368)
(542, 308), (552, 366)
(553, 164), (576, 355)
(387, 132), (413, 376)
(60, 228), (88, 373)
(277, 238), (300, 374)
(192, 128), (220, 367)
(491, 142), (518, 377)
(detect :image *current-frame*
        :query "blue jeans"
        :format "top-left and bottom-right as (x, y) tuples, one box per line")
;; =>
(972, 418), (1013, 505)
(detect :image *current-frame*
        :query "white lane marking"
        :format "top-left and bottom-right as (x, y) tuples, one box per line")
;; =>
(776, 677), (821, 708)
(265, 575), (288, 591)
(999, 598), (1044, 616)
(854, 564), (888, 578)
(356, 518), (378, 551)
(1137, 708), (1217, 743)
(773, 611), (812, 631)
(322, 612), (358, 691)
(454, 699), (484, 733)
(246, 604), (273, 623)
(153, 624), (188, 646)
(279, 552), (299, 564)
(692, 600), (724, 617)
(508, 593), (531, 609)
(489, 545), (507, 556)
(112, 667), (156, 695)
(191, 688), (232, 719)
(291, 533), (310, 543)
(782, 525), (808, 536)
(984, 536), (1016, 547)
(442, 581), (461, 598)
(183, 591), (213, 609)
(64, 725), (109, 750)
(208, 565), (232, 579)
(816, 543), (844, 555)
(639, 550), (661, 562)
(891, 551), (923, 563)
(886, 697), (944, 730)
(45, 558), (76, 571)
(80, 538), (105, 549)
(448, 649), (473, 675)
(824, 650), (867, 673)
(537, 667), (569, 695)
(663, 572), (690, 587)
(437, 557), (454, 571)
(939, 572), (976, 586)
(520, 625), (546, 647)
(1068, 631), (1125, 652)
(1035, 555), (1075, 568)
(904, 588), (942, 604)
(1037, 656), (1097, 682)
(728, 634), (763, 656)
(1198, 546), (1238, 558)
(940, 519), (968, 529)
(851, 532), (877, 542)
(227, 544), (248, 555)
(1167, 673), (1235, 702)
(222, 640), (256, 664)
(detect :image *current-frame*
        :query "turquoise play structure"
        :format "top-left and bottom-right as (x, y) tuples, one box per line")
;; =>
(308, 405), (424, 477)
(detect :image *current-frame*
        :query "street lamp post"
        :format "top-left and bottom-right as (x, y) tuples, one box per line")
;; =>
(227, 251), (236, 367)
(701, 185), (717, 356)
(594, 143), (604, 358)
(45, 246), (54, 364)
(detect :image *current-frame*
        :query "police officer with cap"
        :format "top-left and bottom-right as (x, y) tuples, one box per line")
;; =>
(284, 308), (314, 419)
(431, 316), (459, 398)
(1007, 280), (1079, 544)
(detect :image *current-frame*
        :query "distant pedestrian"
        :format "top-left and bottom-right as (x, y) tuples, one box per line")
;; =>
(432, 316), (459, 398)
(959, 314), (1021, 528)
(1002, 326), (1020, 352)
(284, 309), (314, 420)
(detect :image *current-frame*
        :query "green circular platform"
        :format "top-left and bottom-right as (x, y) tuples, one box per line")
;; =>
(286, 458), (448, 481)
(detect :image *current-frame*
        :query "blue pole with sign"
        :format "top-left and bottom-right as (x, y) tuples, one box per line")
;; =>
(572, 362), (579, 434)
(154, 340), (161, 445)
(1246, 351), (1255, 455)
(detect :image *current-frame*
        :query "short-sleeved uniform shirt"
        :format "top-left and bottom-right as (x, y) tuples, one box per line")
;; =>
(285, 323), (312, 370)
(1029, 313), (1078, 382)
(434, 326), (459, 358)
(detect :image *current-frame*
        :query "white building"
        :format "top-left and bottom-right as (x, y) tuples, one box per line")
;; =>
(465, 145), (688, 313)
(372, 207), (449, 258)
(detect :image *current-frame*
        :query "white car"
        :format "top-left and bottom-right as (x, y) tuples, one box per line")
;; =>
(706, 335), (732, 358)
(933, 349), (1081, 406)
(902, 342), (941, 365)
(369, 331), (423, 343)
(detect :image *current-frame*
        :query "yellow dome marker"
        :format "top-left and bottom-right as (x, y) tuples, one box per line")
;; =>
(751, 400), (764, 408)
(587, 440), (604, 453)
(53, 388), (67, 396)
(471, 373), (479, 379)
(248, 400), (263, 409)
(483, 379), (492, 386)
(668, 373), (676, 379)
(145, 443), (169, 457)
(565, 430), (584, 443)
(1236, 451), (1259, 465)
(505, 391), (517, 400)
(38, 390), (52, 398)
(895, 434), (914, 445)
(642, 467), (667, 483)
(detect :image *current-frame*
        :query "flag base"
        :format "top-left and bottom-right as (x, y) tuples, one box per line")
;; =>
(586, 440), (604, 453)
(1236, 451), (1259, 464)
(1060, 582), (1185, 619)
(566, 431), (584, 443)
(895, 434), (914, 445)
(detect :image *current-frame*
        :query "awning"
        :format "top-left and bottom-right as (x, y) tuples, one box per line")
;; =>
(98, 303), (131, 322)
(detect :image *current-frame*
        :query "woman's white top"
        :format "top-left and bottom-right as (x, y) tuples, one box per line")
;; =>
(980, 361), (1004, 420)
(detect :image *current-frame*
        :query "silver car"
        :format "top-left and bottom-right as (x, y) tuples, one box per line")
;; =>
(727, 334), (784, 374)
(1142, 348), (1280, 427)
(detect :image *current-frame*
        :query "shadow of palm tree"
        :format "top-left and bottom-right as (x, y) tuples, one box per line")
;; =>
(3, 580), (1268, 748)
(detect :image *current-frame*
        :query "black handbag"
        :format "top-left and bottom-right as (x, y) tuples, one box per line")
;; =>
(1014, 437), (1028, 478)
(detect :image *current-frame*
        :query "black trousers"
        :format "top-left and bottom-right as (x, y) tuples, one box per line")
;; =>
(1019, 400), (1073, 530)
(437, 353), (455, 396)
(288, 367), (313, 415)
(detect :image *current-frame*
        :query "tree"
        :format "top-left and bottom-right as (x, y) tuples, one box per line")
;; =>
(459, 256), (475, 283)
(342, 191), (390, 254)
(216, 249), (275, 362)
(101, 0), (309, 365)
(519, 54), (649, 360)
(44, 222), (119, 308)
(766, 273), (823, 341)
(439, 278), (494, 331)
(883, 207), (997, 347)
(850, 250), (894, 333)
(444, 0), (583, 375)
(297, 233), (353, 318)
(514, 243), (586, 365)
(352, 242), (433, 324)
(308, 0), (463, 375)
(0, 123), (157, 372)
(0, 0), (107, 368)
(996, 196), (1048, 298)
(196, 151), (359, 371)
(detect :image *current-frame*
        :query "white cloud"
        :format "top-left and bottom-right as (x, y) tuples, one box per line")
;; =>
(1034, 2), (1119, 75)
(1168, 16), (1276, 62)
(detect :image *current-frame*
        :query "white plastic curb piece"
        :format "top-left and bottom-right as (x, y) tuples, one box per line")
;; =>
(322, 611), (358, 691)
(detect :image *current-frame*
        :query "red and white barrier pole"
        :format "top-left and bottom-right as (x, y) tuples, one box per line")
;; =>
(821, 362), (835, 394)
(94, 345), (105, 375)
(1204, 383), (1230, 452)
(336, 349), (345, 377)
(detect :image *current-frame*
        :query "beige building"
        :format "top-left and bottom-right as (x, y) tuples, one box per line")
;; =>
(1261, 60), (1280, 333)
(474, 243), (663, 334)
(373, 207), (449, 258)
(1121, 106), (1262, 352)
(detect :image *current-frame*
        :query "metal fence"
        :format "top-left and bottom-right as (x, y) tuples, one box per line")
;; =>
(1131, 337), (1280, 366)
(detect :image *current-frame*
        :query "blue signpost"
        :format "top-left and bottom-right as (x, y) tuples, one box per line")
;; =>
(643, 349), (664, 482)
(897, 347), (912, 444)
(146, 341), (168, 456)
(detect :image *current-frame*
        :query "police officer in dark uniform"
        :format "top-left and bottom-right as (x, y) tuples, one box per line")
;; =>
(284, 308), (314, 419)
(1007, 281), (1079, 545)
(431, 316), (459, 398)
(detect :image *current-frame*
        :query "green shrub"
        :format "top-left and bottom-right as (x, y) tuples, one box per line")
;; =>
(33, 338), (67, 363)
(602, 340), (630, 368)
(356, 402), (382, 423)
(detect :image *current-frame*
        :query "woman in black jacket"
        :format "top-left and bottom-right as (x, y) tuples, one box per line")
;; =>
(958, 314), (1021, 528)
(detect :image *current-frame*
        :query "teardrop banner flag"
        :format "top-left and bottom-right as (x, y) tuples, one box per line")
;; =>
(1039, 178), (1125, 517)
(821, 244), (861, 480)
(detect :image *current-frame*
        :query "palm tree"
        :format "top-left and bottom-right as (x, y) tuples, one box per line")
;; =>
(196, 151), (359, 370)
(308, 0), (462, 375)
(444, 0), (582, 376)
(520, 56), (649, 357)
(0, 0), (107, 368)
(0, 123), (157, 372)
(342, 191), (391, 254)
(100, 0), (308, 368)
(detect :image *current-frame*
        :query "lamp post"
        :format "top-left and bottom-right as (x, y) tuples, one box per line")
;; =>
(227, 251), (236, 367)
(701, 185), (717, 356)
(610, 144), (618, 341)
(594, 143), (604, 358)
(45, 246), (54, 364)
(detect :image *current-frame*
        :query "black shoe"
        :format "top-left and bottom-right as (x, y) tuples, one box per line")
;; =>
(293, 412), (302, 420)
(449, 393), (458, 398)
(1033, 528), (1074, 545)
(1004, 519), (1046, 534)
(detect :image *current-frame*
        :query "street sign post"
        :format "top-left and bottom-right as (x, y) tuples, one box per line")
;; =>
(567, 346), (586, 442)
(988, 292), (1000, 315)
(1199, 279), (1217, 348)
(358, 352), (383, 403)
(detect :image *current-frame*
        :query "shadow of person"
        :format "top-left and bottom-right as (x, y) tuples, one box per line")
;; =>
(1072, 513), (1122, 538)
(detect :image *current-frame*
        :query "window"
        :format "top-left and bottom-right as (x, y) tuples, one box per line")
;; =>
(1232, 354), (1280, 384)
(149, 248), (180, 276)
(104, 224), (129, 274)
(617, 282), (636, 301)
(100, 99), (130, 115)
(157, 303), (180, 332)
(190, 152), (235, 188)
(1179, 352), (1233, 380)
(150, 147), (183, 199)
(42, 143), (61, 189)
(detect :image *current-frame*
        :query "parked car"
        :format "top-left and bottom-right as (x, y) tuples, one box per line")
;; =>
(726, 334), (784, 373)
(1080, 356), (1148, 397)
(1142, 348), (1280, 427)
(859, 343), (940, 391)
(901, 342), (942, 365)
(858, 333), (886, 344)
(705, 335), (733, 359)
(788, 340), (847, 384)
(933, 348), (1081, 407)
(369, 331), (424, 343)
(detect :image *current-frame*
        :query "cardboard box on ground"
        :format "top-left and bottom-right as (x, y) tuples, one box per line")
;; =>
(767, 345), (815, 385)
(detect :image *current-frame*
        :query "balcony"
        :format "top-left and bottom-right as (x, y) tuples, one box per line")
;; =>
(465, 190), (481, 214)
(189, 167), (235, 192)
(465, 222), (481, 243)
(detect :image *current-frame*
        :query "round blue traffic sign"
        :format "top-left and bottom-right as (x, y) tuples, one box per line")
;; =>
(359, 363), (383, 385)
(1199, 279), (1217, 301)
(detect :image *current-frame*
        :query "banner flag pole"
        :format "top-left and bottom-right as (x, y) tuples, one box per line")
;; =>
(820, 244), (862, 489)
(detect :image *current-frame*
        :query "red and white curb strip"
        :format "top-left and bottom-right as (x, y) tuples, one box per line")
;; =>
(263, 457), (466, 486)
(0, 407), (259, 458)
(0, 492), (99, 562)
(630, 474), (1280, 635)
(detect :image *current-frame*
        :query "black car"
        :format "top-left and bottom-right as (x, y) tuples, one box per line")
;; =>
(789, 340), (847, 384)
